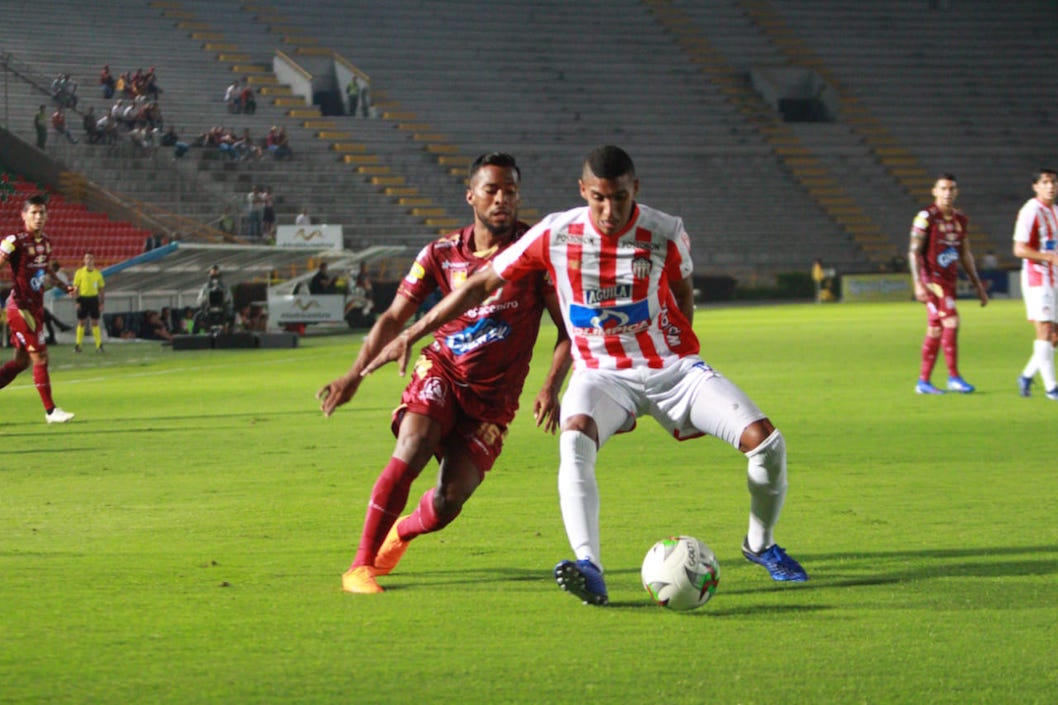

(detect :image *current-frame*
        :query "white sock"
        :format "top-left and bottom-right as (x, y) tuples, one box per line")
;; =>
(1035, 339), (1056, 391)
(745, 430), (788, 553)
(1021, 349), (1038, 380)
(558, 430), (601, 569)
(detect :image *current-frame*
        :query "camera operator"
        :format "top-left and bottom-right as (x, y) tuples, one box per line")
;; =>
(196, 265), (234, 333)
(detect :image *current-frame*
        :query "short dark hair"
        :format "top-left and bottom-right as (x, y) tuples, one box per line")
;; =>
(23, 193), (47, 211)
(584, 145), (636, 180)
(1034, 168), (1057, 183)
(937, 172), (957, 183)
(468, 152), (520, 182)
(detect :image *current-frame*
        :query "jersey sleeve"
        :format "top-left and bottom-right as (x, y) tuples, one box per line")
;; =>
(492, 221), (549, 282)
(668, 218), (693, 281)
(396, 242), (439, 305)
(912, 210), (931, 236)
(1014, 203), (1036, 245)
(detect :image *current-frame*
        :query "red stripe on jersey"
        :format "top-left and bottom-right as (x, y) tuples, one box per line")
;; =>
(598, 231), (632, 368)
(565, 223), (598, 368)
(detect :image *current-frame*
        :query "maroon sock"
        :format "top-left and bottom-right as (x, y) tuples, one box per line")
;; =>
(0, 360), (24, 389)
(351, 457), (415, 568)
(398, 487), (462, 541)
(941, 326), (959, 378)
(919, 335), (941, 382)
(32, 363), (55, 411)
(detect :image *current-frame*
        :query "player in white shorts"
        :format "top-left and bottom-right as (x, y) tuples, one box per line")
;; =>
(1013, 168), (1058, 399)
(364, 145), (808, 605)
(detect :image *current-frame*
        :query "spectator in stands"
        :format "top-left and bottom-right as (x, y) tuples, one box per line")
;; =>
(262, 186), (277, 240)
(234, 129), (262, 161)
(240, 82), (257, 115)
(267, 126), (292, 160)
(246, 185), (264, 238)
(95, 111), (119, 144)
(295, 207), (311, 226)
(309, 262), (336, 294)
(225, 79), (241, 113)
(99, 65), (115, 99)
(34, 105), (47, 149)
(160, 125), (189, 159)
(51, 107), (78, 144)
(143, 67), (161, 99)
(346, 76), (361, 117)
(50, 73), (77, 108)
(82, 106), (102, 144)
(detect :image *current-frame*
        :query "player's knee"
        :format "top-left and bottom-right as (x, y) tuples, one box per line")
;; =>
(738, 418), (776, 453)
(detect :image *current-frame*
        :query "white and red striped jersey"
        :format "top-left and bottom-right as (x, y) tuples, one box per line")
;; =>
(1014, 198), (1058, 287)
(491, 203), (699, 371)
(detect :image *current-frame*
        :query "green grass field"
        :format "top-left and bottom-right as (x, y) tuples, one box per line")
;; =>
(2, 299), (1055, 704)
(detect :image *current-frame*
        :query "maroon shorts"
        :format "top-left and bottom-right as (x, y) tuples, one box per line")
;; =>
(391, 366), (507, 474)
(924, 282), (957, 327)
(5, 303), (46, 352)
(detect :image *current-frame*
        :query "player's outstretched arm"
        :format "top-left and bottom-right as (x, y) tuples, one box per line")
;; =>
(361, 266), (504, 377)
(317, 295), (417, 417)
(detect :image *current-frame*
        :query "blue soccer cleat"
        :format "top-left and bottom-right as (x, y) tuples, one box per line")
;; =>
(946, 376), (975, 393)
(554, 559), (608, 605)
(1047, 387), (1058, 401)
(1018, 375), (1033, 398)
(742, 539), (808, 582)
(915, 380), (945, 395)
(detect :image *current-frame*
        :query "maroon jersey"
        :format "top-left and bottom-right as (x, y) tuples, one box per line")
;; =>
(1, 230), (54, 315)
(911, 205), (967, 291)
(398, 223), (553, 424)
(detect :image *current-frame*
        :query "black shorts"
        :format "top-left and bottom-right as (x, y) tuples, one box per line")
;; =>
(77, 296), (101, 320)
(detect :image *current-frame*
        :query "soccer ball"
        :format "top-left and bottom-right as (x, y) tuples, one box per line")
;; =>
(641, 536), (720, 611)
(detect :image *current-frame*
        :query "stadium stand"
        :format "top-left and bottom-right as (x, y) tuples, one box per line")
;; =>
(2, 0), (1055, 284)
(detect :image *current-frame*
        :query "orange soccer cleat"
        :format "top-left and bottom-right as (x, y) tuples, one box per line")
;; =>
(373, 519), (410, 576)
(341, 566), (383, 594)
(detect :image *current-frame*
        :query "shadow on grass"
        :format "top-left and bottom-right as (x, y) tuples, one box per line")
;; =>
(389, 544), (1058, 608)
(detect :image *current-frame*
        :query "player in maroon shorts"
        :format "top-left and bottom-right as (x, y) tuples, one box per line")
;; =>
(0, 194), (76, 423)
(909, 173), (989, 395)
(317, 153), (570, 594)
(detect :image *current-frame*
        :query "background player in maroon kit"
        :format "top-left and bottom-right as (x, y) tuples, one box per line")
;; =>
(317, 153), (570, 594)
(909, 173), (988, 394)
(0, 194), (75, 423)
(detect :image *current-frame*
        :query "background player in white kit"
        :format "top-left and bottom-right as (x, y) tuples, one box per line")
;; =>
(364, 145), (807, 605)
(1013, 168), (1058, 399)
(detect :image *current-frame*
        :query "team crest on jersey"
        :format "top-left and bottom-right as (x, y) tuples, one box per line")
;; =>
(451, 270), (467, 288)
(631, 255), (652, 280)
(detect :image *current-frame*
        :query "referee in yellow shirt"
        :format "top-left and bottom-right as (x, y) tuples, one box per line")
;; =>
(73, 252), (105, 352)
